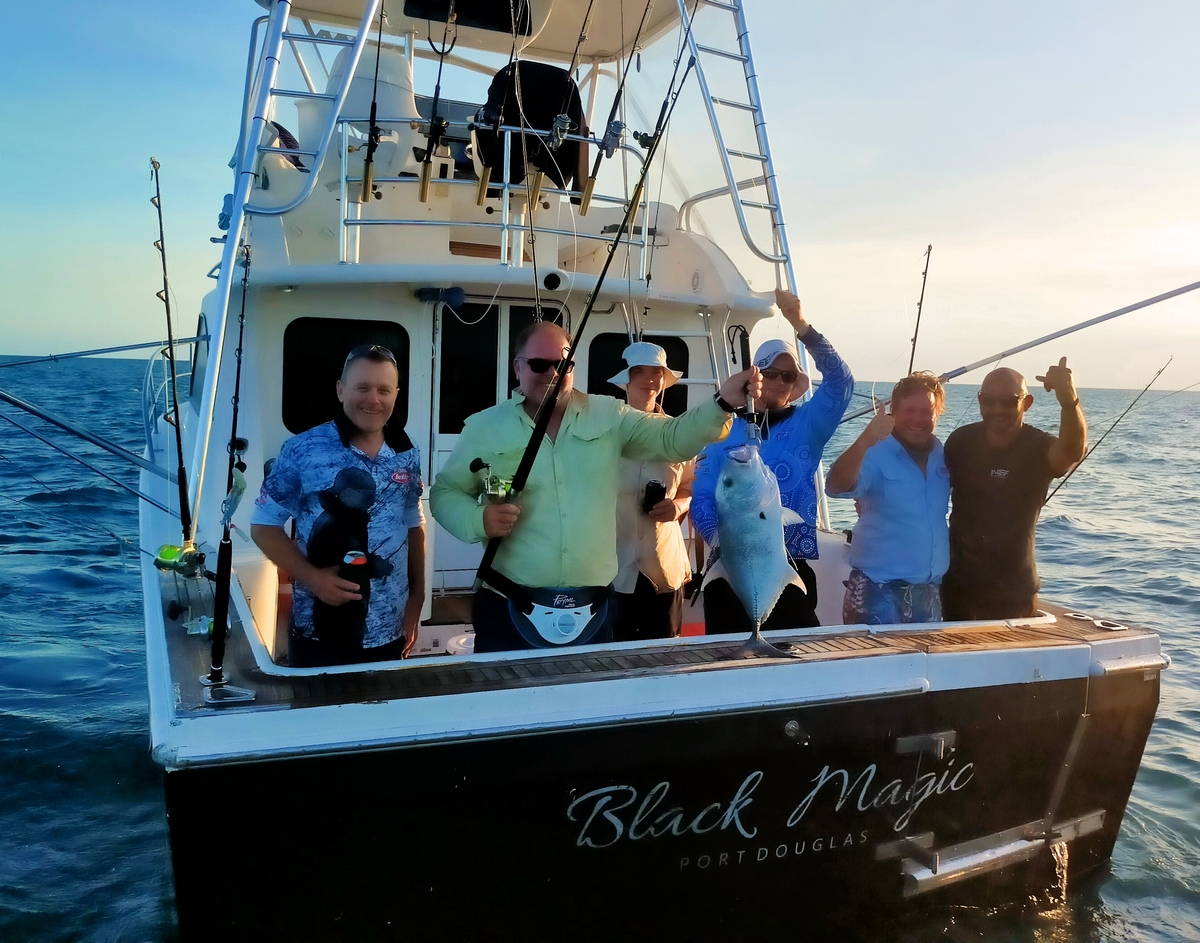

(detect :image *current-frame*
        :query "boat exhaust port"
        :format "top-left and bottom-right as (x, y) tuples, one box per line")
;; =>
(875, 810), (1107, 898)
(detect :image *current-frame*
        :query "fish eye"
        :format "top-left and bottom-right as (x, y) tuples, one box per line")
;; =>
(722, 477), (733, 487)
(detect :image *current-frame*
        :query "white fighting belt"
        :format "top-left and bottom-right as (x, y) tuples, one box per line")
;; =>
(523, 601), (596, 645)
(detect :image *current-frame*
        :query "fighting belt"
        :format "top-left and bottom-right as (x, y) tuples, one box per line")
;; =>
(481, 566), (613, 648)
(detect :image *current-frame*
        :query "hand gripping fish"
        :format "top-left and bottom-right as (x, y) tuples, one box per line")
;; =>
(714, 443), (807, 658)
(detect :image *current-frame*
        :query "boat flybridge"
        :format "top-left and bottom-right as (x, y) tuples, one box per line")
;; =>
(137, 0), (1164, 938)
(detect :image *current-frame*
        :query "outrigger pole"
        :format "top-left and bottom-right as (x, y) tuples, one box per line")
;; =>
(840, 277), (1200, 424)
(475, 51), (697, 595)
(150, 158), (194, 547)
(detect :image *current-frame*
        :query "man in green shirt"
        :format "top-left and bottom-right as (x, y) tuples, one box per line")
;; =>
(430, 321), (762, 652)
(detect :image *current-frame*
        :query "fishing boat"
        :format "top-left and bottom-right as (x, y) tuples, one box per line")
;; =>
(28, 0), (1170, 938)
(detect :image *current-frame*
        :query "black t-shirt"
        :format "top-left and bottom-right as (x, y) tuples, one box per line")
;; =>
(943, 422), (1056, 597)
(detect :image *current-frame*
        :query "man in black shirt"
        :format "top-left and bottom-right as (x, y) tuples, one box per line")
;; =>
(942, 358), (1087, 620)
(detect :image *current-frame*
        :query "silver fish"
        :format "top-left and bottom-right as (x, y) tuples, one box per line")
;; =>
(715, 443), (806, 657)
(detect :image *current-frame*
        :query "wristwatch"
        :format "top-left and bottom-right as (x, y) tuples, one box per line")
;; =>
(714, 391), (739, 414)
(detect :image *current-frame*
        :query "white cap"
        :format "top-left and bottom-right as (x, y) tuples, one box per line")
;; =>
(752, 339), (809, 401)
(607, 342), (683, 390)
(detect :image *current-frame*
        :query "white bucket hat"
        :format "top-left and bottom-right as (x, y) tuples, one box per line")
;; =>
(608, 342), (683, 390)
(753, 338), (809, 401)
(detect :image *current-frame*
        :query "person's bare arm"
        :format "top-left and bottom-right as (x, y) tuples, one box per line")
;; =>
(1037, 357), (1088, 476)
(250, 524), (362, 606)
(826, 403), (893, 494)
(401, 525), (426, 657)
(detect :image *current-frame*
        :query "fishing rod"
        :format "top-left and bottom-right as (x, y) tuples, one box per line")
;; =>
(907, 244), (932, 375)
(418, 0), (457, 203)
(840, 277), (1200, 424)
(1044, 357), (1171, 505)
(0, 336), (207, 370)
(474, 51), (697, 594)
(579, 0), (657, 215)
(150, 158), (194, 547)
(204, 246), (254, 702)
(550, 0), (596, 154)
(359, 4), (388, 203)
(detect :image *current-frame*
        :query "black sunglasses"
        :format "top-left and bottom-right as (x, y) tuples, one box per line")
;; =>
(344, 343), (397, 366)
(517, 357), (575, 375)
(977, 393), (1022, 409)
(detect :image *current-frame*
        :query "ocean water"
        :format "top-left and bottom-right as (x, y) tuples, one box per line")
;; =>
(0, 357), (1197, 941)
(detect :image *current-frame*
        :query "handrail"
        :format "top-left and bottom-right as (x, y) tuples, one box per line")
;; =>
(678, 176), (766, 232)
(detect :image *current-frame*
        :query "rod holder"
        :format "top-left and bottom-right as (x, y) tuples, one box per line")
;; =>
(579, 176), (597, 216)
(475, 165), (492, 206)
(418, 160), (433, 203)
(527, 171), (545, 209)
(360, 160), (374, 203)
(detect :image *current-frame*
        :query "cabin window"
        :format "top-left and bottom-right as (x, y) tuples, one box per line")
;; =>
(439, 302), (499, 434)
(506, 306), (566, 394)
(403, 0), (532, 35)
(281, 318), (410, 435)
(188, 313), (208, 408)
(587, 333), (690, 417)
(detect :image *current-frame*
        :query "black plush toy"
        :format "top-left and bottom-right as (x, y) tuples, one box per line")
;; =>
(306, 468), (393, 653)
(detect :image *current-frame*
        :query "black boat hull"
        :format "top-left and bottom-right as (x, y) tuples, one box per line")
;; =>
(165, 669), (1157, 941)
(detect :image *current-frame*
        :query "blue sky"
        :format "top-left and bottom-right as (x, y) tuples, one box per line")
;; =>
(2, 1), (1198, 390)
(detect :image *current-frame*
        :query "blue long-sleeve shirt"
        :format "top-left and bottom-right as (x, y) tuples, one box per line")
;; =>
(690, 328), (854, 560)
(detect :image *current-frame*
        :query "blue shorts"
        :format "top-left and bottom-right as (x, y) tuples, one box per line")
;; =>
(842, 568), (941, 626)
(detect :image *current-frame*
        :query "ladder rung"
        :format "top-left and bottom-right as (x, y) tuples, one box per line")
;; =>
(740, 200), (778, 211)
(282, 32), (354, 46)
(271, 88), (337, 101)
(258, 145), (320, 157)
(726, 148), (768, 162)
(696, 0), (739, 11)
(710, 97), (758, 112)
(695, 43), (748, 63)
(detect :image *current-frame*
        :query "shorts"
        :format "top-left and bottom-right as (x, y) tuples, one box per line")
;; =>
(842, 568), (941, 626)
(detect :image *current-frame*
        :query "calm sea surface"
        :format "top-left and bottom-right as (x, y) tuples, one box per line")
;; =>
(0, 357), (1197, 941)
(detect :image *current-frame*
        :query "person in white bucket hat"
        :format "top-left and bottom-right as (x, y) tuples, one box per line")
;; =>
(607, 342), (695, 641)
(691, 288), (855, 632)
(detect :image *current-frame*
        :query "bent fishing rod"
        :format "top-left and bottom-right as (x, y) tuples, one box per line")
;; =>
(474, 53), (696, 593)
(150, 158), (194, 546)
(841, 277), (1200, 424)
(1044, 356), (1171, 505)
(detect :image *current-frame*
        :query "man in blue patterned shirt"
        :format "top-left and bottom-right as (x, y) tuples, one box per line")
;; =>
(250, 345), (425, 667)
(691, 289), (854, 631)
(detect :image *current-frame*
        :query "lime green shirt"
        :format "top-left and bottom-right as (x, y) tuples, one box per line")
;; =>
(430, 391), (730, 588)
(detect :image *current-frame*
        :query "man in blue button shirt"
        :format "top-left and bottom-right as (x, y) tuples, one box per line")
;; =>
(825, 372), (950, 624)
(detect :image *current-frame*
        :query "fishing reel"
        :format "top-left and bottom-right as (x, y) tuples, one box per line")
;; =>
(549, 113), (574, 152)
(470, 458), (513, 501)
(600, 120), (626, 159)
(154, 543), (206, 578)
(228, 436), (248, 473)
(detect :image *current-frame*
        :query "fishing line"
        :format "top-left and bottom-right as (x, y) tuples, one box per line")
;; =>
(1045, 357), (1172, 505)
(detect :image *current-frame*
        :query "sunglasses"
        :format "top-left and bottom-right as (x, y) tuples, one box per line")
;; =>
(762, 368), (800, 384)
(517, 357), (575, 375)
(977, 393), (1022, 409)
(344, 343), (396, 365)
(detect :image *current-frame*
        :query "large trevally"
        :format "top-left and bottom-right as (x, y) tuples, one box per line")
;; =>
(715, 444), (806, 657)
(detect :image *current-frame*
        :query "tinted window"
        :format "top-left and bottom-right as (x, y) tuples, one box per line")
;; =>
(403, 0), (531, 34)
(507, 306), (566, 394)
(282, 318), (410, 434)
(587, 333), (690, 417)
(440, 302), (498, 434)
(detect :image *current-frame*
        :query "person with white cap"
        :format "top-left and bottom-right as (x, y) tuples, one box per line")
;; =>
(690, 289), (854, 631)
(430, 321), (762, 653)
(608, 342), (696, 641)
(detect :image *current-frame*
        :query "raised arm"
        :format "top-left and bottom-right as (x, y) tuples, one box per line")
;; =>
(619, 367), (758, 462)
(1036, 357), (1088, 476)
(775, 289), (854, 442)
(826, 403), (893, 495)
